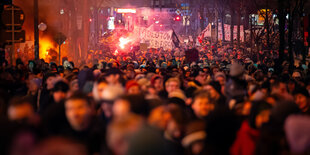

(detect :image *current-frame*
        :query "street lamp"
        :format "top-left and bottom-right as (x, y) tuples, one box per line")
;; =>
(38, 22), (47, 31)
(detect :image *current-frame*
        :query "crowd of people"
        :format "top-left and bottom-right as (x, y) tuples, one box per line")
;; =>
(0, 44), (310, 155)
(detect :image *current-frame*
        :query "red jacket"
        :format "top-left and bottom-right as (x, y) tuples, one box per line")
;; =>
(230, 121), (260, 155)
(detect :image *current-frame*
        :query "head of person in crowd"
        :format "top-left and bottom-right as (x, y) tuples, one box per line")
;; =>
(106, 114), (143, 155)
(49, 62), (58, 73)
(28, 78), (42, 95)
(7, 96), (36, 123)
(151, 75), (164, 93)
(52, 81), (69, 103)
(191, 91), (216, 119)
(43, 72), (57, 90)
(92, 78), (108, 102)
(271, 80), (293, 101)
(125, 80), (141, 95)
(287, 79), (296, 93)
(193, 69), (208, 86)
(112, 96), (131, 121)
(165, 77), (181, 94)
(168, 89), (187, 107)
(214, 72), (226, 86)
(248, 100), (273, 129)
(69, 78), (79, 93)
(124, 66), (136, 80)
(63, 60), (73, 70)
(116, 94), (150, 118)
(292, 70), (303, 81)
(253, 69), (265, 83)
(137, 78), (150, 93)
(211, 66), (219, 76)
(100, 85), (125, 119)
(293, 86), (310, 113)
(203, 81), (223, 102)
(148, 105), (171, 130)
(267, 68), (274, 78)
(64, 92), (95, 131)
(28, 60), (36, 72)
(78, 68), (94, 90)
(104, 68), (123, 85)
(164, 104), (187, 142)
(230, 62), (244, 79)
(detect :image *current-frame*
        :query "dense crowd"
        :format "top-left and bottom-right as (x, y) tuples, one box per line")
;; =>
(0, 44), (310, 155)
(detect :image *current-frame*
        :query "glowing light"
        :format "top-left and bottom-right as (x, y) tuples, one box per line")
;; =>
(119, 37), (131, 49)
(116, 8), (136, 13)
(175, 16), (181, 21)
(114, 49), (119, 55)
(60, 9), (64, 14)
(89, 18), (92, 22)
(39, 38), (55, 60)
(160, 24), (163, 27)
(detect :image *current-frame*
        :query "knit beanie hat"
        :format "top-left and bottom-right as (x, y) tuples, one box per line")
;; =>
(182, 120), (206, 147)
(293, 87), (310, 98)
(100, 85), (125, 103)
(126, 80), (140, 91)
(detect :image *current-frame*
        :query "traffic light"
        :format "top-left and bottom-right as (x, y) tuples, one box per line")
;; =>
(174, 16), (181, 21)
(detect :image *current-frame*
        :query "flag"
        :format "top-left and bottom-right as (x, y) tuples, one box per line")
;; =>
(198, 24), (211, 41)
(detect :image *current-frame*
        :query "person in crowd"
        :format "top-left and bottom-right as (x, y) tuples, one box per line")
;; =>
(125, 80), (141, 95)
(230, 100), (272, 155)
(191, 91), (216, 119)
(182, 120), (206, 155)
(52, 81), (69, 104)
(271, 80), (294, 101)
(104, 68), (123, 86)
(38, 72), (57, 114)
(188, 69), (208, 89)
(7, 96), (38, 124)
(159, 77), (181, 99)
(63, 92), (104, 154)
(292, 86), (310, 114)
(203, 81), (227, 105)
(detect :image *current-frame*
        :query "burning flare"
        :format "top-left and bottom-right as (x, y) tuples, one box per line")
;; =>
(39, 38), (55, 61)
(119, 37), (131, 49)
(114, 49), (119, 55)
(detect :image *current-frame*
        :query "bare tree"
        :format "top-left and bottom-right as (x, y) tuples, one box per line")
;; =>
(215, 0), (229, 42)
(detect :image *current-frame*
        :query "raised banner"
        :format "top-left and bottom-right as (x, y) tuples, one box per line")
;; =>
(218, 23), (244, 42)
(134, 26), (174, 50)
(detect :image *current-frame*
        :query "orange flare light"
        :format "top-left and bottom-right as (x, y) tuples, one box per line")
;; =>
(114, 49), (119, 55)
(119, 37), (131, 49)
(39, 38), (55, 61)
